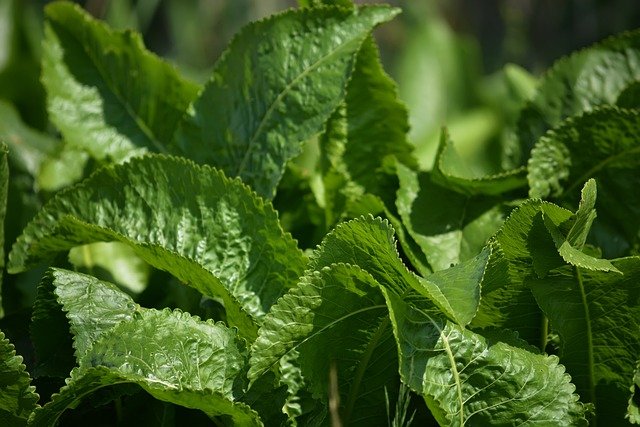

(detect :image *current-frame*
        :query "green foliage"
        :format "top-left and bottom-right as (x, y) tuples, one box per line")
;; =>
(0, 0), (638, 425)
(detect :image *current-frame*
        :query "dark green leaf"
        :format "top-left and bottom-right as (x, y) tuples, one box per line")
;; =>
(174, 5), (399, 199)
(249, 263), (396, 427)
(395, 162), (507, 272)
(319, 37), (417, 225)
(517, 28), (640, 163)
(528, 107), (640, 257)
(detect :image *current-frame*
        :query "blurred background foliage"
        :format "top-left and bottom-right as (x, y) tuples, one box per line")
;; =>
(0, 0), (638, 314)
(2, 0), (638, 168)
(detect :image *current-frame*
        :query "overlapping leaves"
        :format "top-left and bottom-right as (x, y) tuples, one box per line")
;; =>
(9, 154), (306, 339)
(29, 269), (260, 426)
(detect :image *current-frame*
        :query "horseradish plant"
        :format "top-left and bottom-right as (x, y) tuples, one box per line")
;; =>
(0, 0), (639, 425)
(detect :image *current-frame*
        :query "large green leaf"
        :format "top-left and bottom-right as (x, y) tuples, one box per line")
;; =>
(0, 330), (39, 426)
(310, 215), (487, 326)
(9, 155), (306, 339)
(383, 289), (590, 426)
(29, 268), (259, 426)
(41, 1), (199, 162)
(516, 29), (640, 163)
(528, 257), (640, 425)
(308, 216), (417, 296)
(395, 162), (507, 272)
(319, 37), (417, 226)
(174, 5), (399, 199)
(249, 263), (396, 427)
(528, 107), (640, 257)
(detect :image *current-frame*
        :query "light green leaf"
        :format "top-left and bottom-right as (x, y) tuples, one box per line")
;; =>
(10, 155), (306, 340)
(432, 129), (527, 196)
(174, 5), (399, 199)
(68, 242), (151, 294)
(517, 28), (640, 163)
(527, 107), (640, 257)
(395, 162), (507, 272)
(30, 268), (261, 425)
(41, 1), (199, 162)
(36, 269), (137, 361)
(249, 263), (396, 426)
(418, 247), (489, 327)
(31, 319), (259, 426)
(528, 257), (640, 425)
(0, 330), (39, 426)
(383, 289), (590, 426)
(0, 100), (56, 176)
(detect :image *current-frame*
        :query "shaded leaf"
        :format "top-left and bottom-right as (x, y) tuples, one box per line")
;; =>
(249, 263), (396, 427)
(517, 28), (640, 163)
(174, 5), (399, 198)
(41, 1), (199, 161)
(432, 129), (527, 196)
(319, 37), (417, 226)
(527, 107), (640, 257)
(528, 257), (640, 425)
(395, 162), (507, 272)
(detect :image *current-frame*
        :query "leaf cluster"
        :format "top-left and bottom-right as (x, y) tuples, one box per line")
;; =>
(0, 1), (639, 426)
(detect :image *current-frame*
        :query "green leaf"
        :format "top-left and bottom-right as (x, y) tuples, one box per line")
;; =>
(30, 269), (261, 425)
(542, 180), (621, 273)
(249, 263), (396, 426)
(0, 330), (39, 426)
(517, 28), (640, 163)
(309, 216), (415, 291)
(41, 1), (199, 162)
(10, 155), (306, 340)
(68, 242), (151, 294)
(527, 107), (640, 257)
(418, 247), (489, 327)
(383, 289), (590, 426)
(395, 162), (507, 272)
(471, 200), (572, 344)
(36, 269), (137, 362)
(174, 5), (399, 199)
(319, 37), (417, 225)
(0, 100), (56, 177)
(528, 257), (640, 425)
(432, 129), (527, 196)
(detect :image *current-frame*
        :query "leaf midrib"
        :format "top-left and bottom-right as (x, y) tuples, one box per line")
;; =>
(54, 20), (167, 154)
(233, 24), (364, 179)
